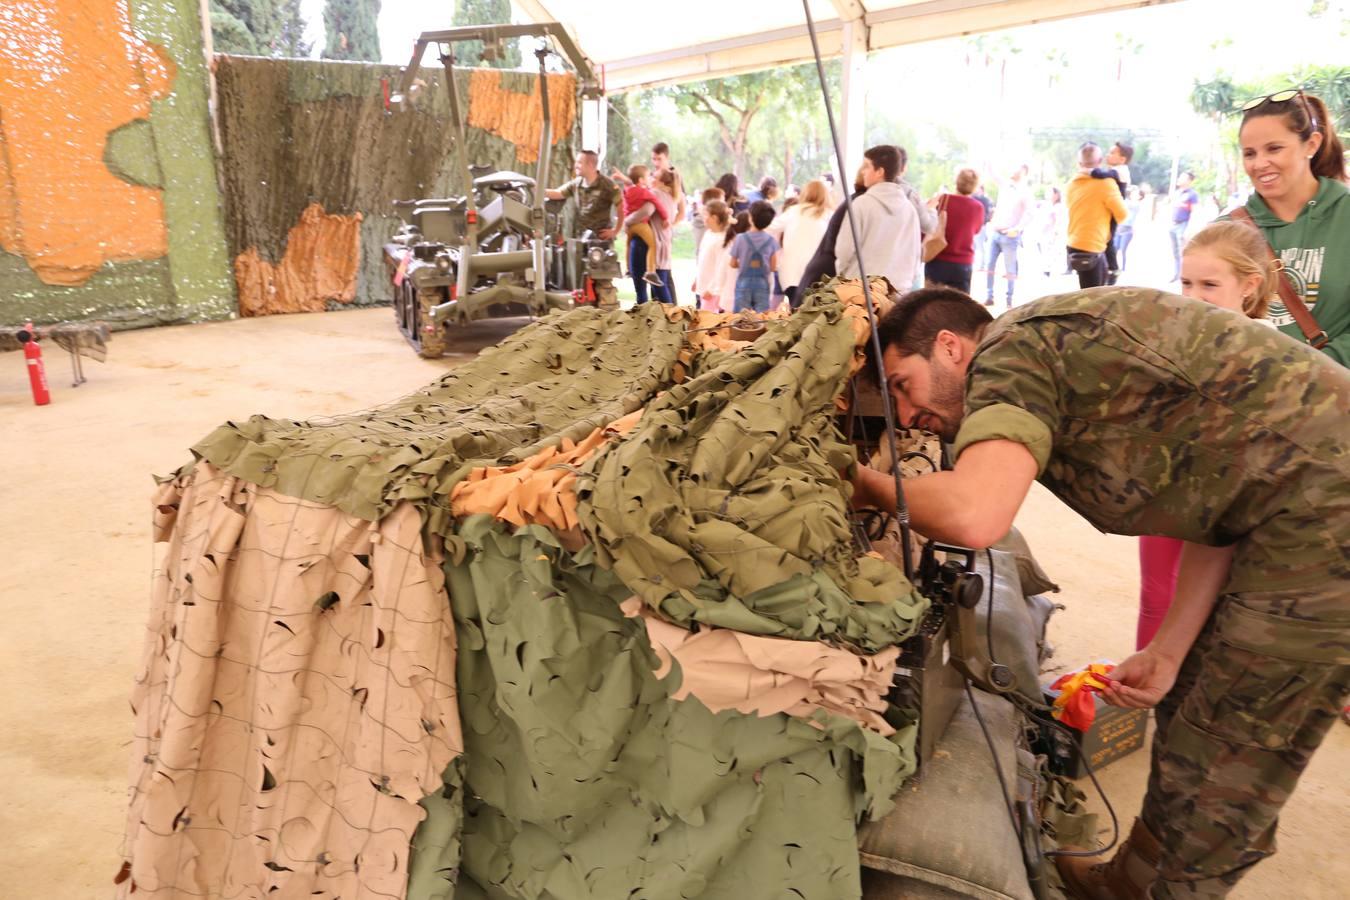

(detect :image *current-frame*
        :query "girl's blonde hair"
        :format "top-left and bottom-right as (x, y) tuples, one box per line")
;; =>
(797, 178), (834, 216)
(1183, 221), (1279, 319)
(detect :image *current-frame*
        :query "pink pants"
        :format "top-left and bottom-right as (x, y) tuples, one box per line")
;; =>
(1137, 535), (1182, 650)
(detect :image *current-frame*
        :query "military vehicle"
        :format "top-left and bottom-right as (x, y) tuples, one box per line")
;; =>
(384, 25), (613, 358)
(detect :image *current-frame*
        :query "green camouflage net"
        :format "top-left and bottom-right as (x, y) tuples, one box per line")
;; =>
(139, 287), (929, 898)
(409, 518), (916, 899)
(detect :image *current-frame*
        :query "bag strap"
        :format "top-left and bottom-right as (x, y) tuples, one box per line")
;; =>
(1229, 207), (1329, 350)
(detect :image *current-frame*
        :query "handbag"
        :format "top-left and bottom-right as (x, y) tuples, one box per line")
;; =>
(921, 195), (949, 263)
(1229, 207), (1329, 349)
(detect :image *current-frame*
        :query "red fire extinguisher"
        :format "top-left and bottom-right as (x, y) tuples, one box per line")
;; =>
(18, 325), (50, 406)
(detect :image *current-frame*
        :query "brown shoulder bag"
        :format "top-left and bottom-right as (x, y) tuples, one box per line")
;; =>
(1229, 206), (1329, 350)
(921, 195), (949, 263)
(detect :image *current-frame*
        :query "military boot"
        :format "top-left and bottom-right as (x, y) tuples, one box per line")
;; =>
(1055, 817), (1161, 900)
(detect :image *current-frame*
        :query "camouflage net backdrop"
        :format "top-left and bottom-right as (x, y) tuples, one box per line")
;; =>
(214, 56), (576, 317)
(120, 282), (930, 898)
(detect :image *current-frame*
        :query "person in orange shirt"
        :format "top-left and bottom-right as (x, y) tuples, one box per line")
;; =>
(1065, 142), (1129, 288)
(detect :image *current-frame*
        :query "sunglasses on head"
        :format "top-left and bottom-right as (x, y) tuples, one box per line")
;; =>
(1235, 88), (1319, 128)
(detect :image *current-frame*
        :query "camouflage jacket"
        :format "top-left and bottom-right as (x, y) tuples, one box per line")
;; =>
(951, 287), (1350, 594)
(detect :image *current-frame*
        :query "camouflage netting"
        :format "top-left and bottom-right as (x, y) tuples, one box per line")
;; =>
(213, 56), (576, 316)
(120, 283), (930, 899)
(0, 0), (232, 329)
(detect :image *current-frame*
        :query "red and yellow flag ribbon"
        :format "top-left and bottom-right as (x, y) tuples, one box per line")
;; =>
(1049, 663), (1115, 731)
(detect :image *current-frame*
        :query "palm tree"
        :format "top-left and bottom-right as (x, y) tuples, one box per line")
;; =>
(1189, 77), (1238, 122)
(1190, 77), (1243, 201)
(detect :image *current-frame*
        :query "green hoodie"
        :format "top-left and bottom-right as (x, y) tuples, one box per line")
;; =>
(1243, 176), (1350, 366)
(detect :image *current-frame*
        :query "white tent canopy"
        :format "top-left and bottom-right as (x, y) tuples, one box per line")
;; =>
(514, 0), (1179, 92)
(513, 0), (1181, 169)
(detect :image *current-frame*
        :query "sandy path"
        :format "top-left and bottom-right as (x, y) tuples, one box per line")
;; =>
(1, 306), (1343, 898)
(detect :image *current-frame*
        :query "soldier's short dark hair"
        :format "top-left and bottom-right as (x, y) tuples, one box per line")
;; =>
(864, 145), (901, 181)
(748, 200), (776, 230)
(652, 142), (670, 156)
(876, 287), (993, 362)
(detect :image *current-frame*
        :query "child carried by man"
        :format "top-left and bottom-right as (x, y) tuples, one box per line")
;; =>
(621, 165), (671, 287)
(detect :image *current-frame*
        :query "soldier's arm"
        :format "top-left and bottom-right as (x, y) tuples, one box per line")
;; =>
(1101, 542), (1235, 708)
(596, 189), (620, 240)
(852, 439), (1038, 548)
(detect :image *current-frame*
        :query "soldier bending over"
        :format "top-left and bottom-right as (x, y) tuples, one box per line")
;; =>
(851, 285), (1349, 900)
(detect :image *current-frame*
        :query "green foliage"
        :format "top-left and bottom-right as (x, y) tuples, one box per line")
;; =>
(1298, 65), (1350, 131)
(210, 6), (259, 55)
(322, 0), (380, 62)
(1126, 141), (1172, 194)
(1190, 76), (1237, 121)
(208, 0), (309, 57)
(605, 94), (635, 168)
(451, 0), (522, 69)
(275, 0), (311, 57)
(644, 62), (837, 187)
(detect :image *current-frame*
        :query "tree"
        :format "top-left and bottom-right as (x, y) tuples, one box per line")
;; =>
(208, 0), (308, 57)
(1298, 65), (1350, 131)
(275, 0), (311, 57)
(605, 94), (635, 168)
(660, 65), (823, 180)
(322, 0), (380, 62)
(452, 0), (521, 68)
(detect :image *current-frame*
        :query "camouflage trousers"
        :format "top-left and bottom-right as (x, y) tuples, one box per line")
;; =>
(1140, 589), (1350, 898)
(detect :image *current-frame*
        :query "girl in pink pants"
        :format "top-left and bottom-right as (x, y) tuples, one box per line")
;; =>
(1135, 221), (1281, 649)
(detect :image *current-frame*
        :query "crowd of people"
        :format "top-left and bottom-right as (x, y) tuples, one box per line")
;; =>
(556, 135), (1258, 319)
(547, 88), (1350, 900)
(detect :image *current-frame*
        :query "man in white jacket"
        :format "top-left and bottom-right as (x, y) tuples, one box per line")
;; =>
(834, 145), (920, 292)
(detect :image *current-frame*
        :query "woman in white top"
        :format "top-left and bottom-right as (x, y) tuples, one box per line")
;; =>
(767, 179), (835, 308)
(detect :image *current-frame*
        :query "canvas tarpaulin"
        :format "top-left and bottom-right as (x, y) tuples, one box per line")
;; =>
(120, 282), (930, 898)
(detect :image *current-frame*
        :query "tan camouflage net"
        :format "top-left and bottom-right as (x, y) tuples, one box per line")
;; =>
(120, 464), (461, 897)
(120, 280), (930, 899)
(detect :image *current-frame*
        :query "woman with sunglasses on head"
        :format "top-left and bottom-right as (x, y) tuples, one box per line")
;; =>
(1232, 89), (1350, 365)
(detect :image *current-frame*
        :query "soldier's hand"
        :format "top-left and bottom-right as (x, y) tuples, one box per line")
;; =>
(598, 227), (616, 240)
(1100, 648), (1178, 709)
(848, 464), (885, 510)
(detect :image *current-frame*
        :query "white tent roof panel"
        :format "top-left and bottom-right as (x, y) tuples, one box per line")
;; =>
(514, 0), (1182, 92)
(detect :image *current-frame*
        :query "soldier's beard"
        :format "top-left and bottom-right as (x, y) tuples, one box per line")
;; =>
(922, 363), (967, 442)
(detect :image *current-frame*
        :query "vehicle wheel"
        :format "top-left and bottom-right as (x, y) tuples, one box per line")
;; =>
(398, 280), (447, 358)
(412, 282), (447, 359)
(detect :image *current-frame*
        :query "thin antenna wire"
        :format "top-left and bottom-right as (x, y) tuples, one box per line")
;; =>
(800, 1), (914, 580)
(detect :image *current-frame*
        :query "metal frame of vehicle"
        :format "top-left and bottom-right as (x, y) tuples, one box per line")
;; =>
(385, 24), (601, 356)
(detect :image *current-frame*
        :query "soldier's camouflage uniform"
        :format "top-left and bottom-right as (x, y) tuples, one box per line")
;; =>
(949, 287), (1350, 898)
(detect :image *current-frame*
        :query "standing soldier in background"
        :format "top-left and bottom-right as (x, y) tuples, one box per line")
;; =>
(851, 285), (1350, 900)
(547, 149), (621, 307)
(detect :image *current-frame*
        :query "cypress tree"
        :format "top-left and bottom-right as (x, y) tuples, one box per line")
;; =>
(452, 0), (520, 69)
(322, 0), (382, 62)
(208, 0), (309, 58)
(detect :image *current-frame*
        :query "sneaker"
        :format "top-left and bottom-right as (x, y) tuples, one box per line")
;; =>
(983, 297), (995, 307)
(643, 272), (663, 286)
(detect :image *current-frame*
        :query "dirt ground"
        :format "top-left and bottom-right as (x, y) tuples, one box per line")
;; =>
(1, 306), (1345, 898)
